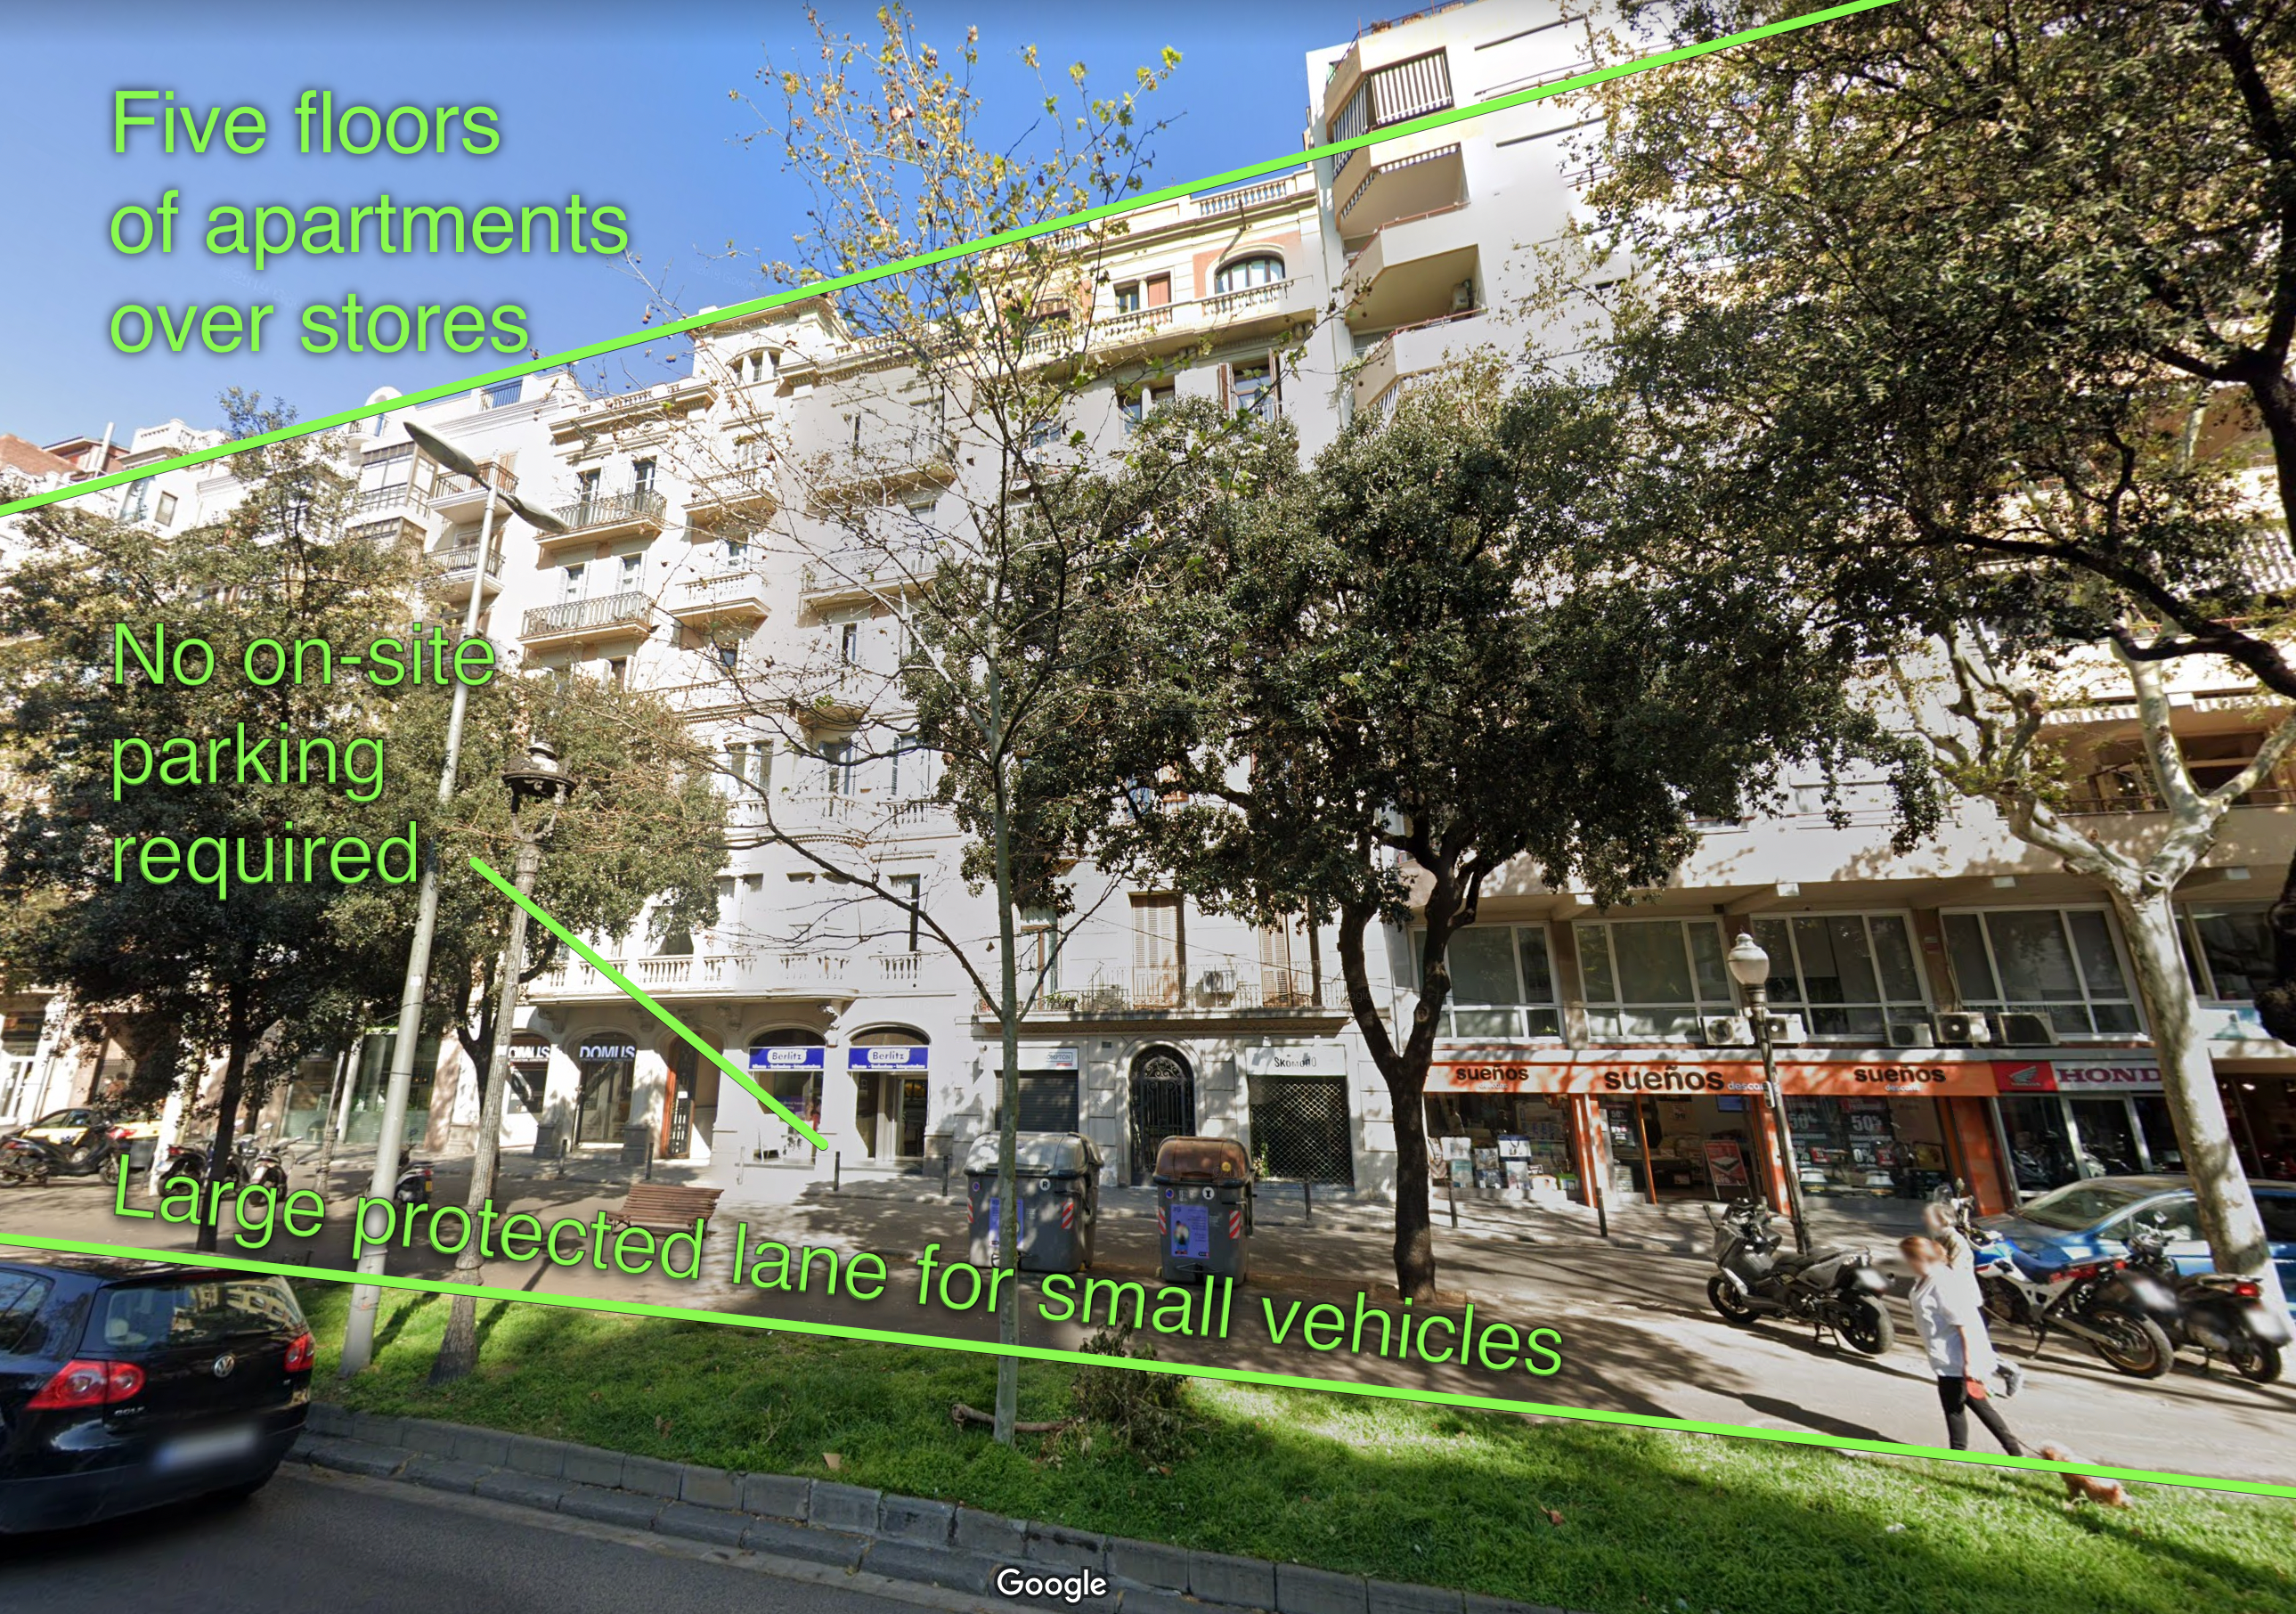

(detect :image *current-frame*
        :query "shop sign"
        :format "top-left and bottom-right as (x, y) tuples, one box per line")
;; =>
(1702, 1140), (1751, 1193)
(1429, 1056), (1996, 1097)
(576, 1039), (636, 1062)
(1242, 1041), (1347, 1077)
(1994, 1058), (2162, 1094)
(850, 1045), (929, 1071)
(1015, 1046), (1080, 1072)
(751, 1046), (826, 1071)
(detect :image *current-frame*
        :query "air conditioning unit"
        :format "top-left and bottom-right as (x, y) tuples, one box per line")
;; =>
(1198, 969), (1237, 998)
(1994, 1012), (2057, 1047)
(1702, 1015), (1755, 1047)
(1936, 1012), (1992, 1047)
(1761, 1013), (1807, 1046)
(1888, 1019), (1938, 1049)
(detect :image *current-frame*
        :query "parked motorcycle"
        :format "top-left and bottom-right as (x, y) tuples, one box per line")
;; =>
(395, 1157), (433, 1209)
(237, 1134), (289, 1193)
(0, 1134), (56, 1186)
(2125, 1220), (2289, 1383)
(158, 1140), (242, 1197)
(0, 1117), (120, 1183)
(1964, 1220), (2178, 1379)
(1705, 1197), (1895, 1356)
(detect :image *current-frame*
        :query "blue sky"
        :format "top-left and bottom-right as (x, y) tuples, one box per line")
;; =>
(0, 0), (1356, 445)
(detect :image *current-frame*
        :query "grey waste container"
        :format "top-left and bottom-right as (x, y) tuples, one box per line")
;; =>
(965, 1132), (1103, 1274)
(1152, 1136), (1254, 1285)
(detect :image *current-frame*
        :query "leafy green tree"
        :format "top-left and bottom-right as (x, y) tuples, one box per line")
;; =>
(1575, 0), (2296, 1300)
(1085, 371), (1934, 1300)
(0, 399), (412, 1251)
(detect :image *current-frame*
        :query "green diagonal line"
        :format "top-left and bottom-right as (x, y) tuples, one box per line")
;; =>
(0, 0), (1901, 520)
(470, 853), (831, 1150)
(0, 1229), (2282, 1501)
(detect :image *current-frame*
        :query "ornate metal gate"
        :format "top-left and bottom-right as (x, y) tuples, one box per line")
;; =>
(1128, 1048), (1196, 1182)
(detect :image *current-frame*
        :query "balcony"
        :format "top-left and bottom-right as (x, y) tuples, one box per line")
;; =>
(520, 590), (653, 648)
(544, 489), (668, 548)
(1351, 308), (1485, 417)
(686, 458), (779, 524)
(428, 544), (504, 607)
(350, 483), (432, 520)
(1021, 276), (1319, 365)
(428, 462), (517, 522)
(800, 543), (942, 605)
(667, 568), (770, 625)
(1326, 46), (1458, 201)
(1338, 143), (1465, 249)
(529, 949), (851, 1002)
(984, 967), (1346, 1019)
(1343, 227), (1479, 334)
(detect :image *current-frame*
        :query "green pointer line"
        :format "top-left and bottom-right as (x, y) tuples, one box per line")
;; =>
(0, 0), (1901, 521)
(468, 853), (830, 1151)
(0, 1231), (2284, 1502)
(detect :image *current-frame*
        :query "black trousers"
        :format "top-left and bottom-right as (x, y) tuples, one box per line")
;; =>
(1936, 1374), (2023, 1455)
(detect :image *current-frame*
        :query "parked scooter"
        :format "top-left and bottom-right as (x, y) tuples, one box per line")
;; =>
(0, 1134), (57, 1186)
(1705, 1197), (1896, 1355)
(158, 1139), (240, 1197)
(2125, 1220), (2289, 1383)
(0, 1118), (119, 1183)
(395, 1157), (433, 1209)
(1962, 1216), (2178, 1379)
(236, 1134), (289, 1193)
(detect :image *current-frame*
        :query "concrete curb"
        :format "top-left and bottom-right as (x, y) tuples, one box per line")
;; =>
(292, 1406), (1586, 1614)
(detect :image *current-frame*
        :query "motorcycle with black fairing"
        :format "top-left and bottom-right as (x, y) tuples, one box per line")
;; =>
(1706, 1197), (1896, 1355)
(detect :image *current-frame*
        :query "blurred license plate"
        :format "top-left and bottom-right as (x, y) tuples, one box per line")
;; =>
(152, 1425), (258, 1471)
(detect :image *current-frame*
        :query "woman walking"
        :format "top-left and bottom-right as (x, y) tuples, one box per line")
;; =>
(1901, 1235), (2025, 1455)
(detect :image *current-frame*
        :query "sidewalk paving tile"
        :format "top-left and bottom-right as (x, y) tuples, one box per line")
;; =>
(810, 1480), (883, 1533)
(1027, 1520), (1107, 1569)
(678, 1465), (741, 1510)
(877, 1494), (957, 1544)
(738, 1472), (812, 1520)
(402, 1455), (491, 1495)
(739, 1516), (870, 1570)
(1278, 1564), (1369, 1614)
(862, 1539), (1001, 1593)
(655, 1502), (753, 1548)
(474, 1471), (568, 1511)
(1106, 1537), (1193, 1590)
(1193, 1551), (1279, 1609)
(558, 1482), (666, 1531)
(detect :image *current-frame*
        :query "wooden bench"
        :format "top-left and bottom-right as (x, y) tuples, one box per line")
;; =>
(605, 1182), (723, 1235)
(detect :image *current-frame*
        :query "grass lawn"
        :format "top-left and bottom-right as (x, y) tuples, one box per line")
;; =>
(299, 1284), (2292, 1614)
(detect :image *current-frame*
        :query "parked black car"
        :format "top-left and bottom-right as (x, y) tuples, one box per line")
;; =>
(0, 1256), (312, 1532)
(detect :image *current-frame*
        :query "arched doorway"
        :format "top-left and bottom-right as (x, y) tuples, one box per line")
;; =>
(1129, 1046), (1196, 1183)
(851, 1025), (930, 1162)
(748, 1028), (826, 1160)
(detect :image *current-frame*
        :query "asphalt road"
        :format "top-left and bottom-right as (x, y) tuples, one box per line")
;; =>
(0, 1466), (960, 1614)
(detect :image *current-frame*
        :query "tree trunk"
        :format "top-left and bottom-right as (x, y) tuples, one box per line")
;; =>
(989, 672), (1022, 1446)
(196, 997), (251, 1254)
(433, 830), (543, 1386)
(1337, 914), (1440, 1301)
(2112, 884), (2288, 1313)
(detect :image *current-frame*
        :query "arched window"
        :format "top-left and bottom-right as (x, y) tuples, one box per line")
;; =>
(1213, 254), (1284, 294)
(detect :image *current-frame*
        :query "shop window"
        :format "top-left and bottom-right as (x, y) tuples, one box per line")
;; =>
(1425, 1092), (1579, 1199)
(1784, 1093), (1956, 1201)
(1745, 913), (1929, 1042)
(1942, 908), (2143, 1037)
(2179, 903), (2273, 1001)
(1575, 917), (1733, 1040)
(1415, 924), (1560, 1038)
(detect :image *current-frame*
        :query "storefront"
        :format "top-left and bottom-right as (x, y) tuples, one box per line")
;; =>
(850, 1039), (930, 1162)
(2223, 1068), (2296, 1179)
(1428, 1052), (2010, 1214)
(746, 1040), (824, 1162)
(1991, 1055), (2201, 1196)
(1244, 1042), (1355, 1186)
(572, 1035), (639, 1145)
(1008, 1046), (1082, 1133)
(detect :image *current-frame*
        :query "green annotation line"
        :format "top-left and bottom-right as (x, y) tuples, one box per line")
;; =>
(0, 0), (1903, 521)
(468, 854), (830, 1151)
(0, 1229), (2284, 1502)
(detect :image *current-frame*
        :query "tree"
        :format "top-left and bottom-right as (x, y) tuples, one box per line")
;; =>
(1575, 0), (2296, 1299)
(0, 396), (413, 1251)
(621, 4), (1193, 1443)
(1086, 370), (1935, 1300)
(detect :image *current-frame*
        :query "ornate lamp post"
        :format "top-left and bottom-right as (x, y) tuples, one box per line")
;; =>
(1726, 931), (1811, 1253)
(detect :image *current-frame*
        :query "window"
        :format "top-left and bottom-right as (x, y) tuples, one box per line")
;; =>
(560, 562), (587, 602)
(1214, 254), (1284, 294)
(1942, 908), (2142, 1036)
(576, 468), (601, 499)
(1413, 925), (1560, 1038)
(821, 739), (855, 795)
(1113, 282), (1144, 314)
(891, 874), (923, 952)
(631, 458), (656, 493)
(890, 733), (930, 799)
(721, 534), (751, 567)
(1575, 917), (1734, 1040)
(716, 639), (742, 671)
(155, 491), (178, 526)
(617, 553), (642, 591)
(0, 1270), (52, 1353)
(607, 656), (628, 689)
(840, 622), (860, 664)
(2180, 903), (2274, 1001)
(1021, 907), (1061, 994)
(481, 379), (522, 409)
(1133, 894), (1184, 1006)
(118, 478), (153, 522)
(95, 1278), (304, 1350)
(1120, 382), (1176, 430)
(1144, 273), (1171, 307)
(1743, 914), (1929, 1041)
(1229, 358), (1279, 417)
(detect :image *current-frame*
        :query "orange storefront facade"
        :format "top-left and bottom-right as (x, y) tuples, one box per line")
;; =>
(1425, 1051), (2015, 1217)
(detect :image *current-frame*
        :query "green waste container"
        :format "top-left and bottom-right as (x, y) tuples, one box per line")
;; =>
(1152, 1136), (1253, 1284)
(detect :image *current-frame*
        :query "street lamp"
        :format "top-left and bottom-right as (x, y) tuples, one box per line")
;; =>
(432, 736), (576, 1385)
(1726, 931), (1811, 1253)
(341, 420), (565, 1375)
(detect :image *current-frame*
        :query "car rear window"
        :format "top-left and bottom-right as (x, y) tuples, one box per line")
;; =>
(2018, 1180), (2154, 1230)
(92, 1278), (305, 1351)
(0, 1271), (53, 1353)
(2259, 1194), (2296, 1245)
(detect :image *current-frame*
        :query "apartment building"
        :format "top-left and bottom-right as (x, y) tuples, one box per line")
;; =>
(7, 0), (2292, 1221)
